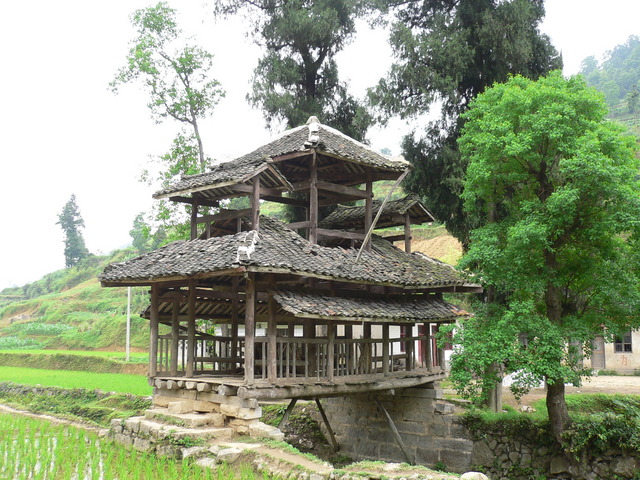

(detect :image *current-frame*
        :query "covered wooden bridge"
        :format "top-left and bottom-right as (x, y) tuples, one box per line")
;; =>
(100, 117), (478, 402)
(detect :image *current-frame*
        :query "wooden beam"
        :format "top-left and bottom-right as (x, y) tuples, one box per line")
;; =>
(168, 195), (219, 208)
(383, 234), (408, 243)
(309, 152), (318, 244)
(196, 208), (252, 224)
(315, 398), (339, 452)
(245, 274), (256, 385)
(287, 221), (310, 230)
(186, 281), (196, 377)
(149, 285), (159, 377)
(382, 324), (390, 376)
(251, 178), (260, 231)
(373, 397), (413, 465)
(230, 183), (283, 197)
(316, 228), (365, 241)
(327, 321), (335, 382)
(267, 294), (277, 382)
(261, 195), (306, 207)
(278, 398), (298, 428)
(318, 180), (370, 199)
(231, 278), (239, 371)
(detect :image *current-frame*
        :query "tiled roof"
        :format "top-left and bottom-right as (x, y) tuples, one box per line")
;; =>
(319, 194), (436, 230)
(273, 290), (467, 323)
(153, 117), (408, 199)
(100, 217), (467, 289)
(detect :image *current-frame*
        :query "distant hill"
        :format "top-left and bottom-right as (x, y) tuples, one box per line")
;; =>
(0, 250), (149, 351)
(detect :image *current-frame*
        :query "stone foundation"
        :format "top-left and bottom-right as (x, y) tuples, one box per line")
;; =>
(322, 383), (474, 473)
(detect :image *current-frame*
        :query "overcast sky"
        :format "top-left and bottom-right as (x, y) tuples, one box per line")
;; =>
(0, 0), (638, 291)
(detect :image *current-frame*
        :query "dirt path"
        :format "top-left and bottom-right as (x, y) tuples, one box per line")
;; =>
(503, 375), (640, 408)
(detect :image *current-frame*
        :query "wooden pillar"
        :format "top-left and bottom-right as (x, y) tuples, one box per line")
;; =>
(251, 178), (260, 231)
(170, 300), (179, 376)
(149, 285), (159, 377)
(190, 197), (199, 240)
(404, 213), (411, 253)
(244, 274), (256, 385)
(237, 217), (242, 233)
(327, 321), (335, 382)
(365, 171), (373, 252)
(406, 324), (414, 371)
(231, 277), (239, 371)
(267, 294), (277, 382)
(382, 323), (389, 376)
(425, 323), (433, 372)
(186, 281), (196, 377)
(363, 323), (372, 374)
(304, 318), (317, 377)
(309, 152), (318, 244)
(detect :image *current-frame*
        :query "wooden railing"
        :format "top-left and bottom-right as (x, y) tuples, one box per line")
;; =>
(154, 332), (444, 381)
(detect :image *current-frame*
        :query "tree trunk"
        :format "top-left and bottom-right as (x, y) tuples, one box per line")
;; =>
(191, 116), (206, 173)
(546, 378), (571, 441)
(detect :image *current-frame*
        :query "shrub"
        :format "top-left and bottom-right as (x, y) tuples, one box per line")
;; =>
(0, 336), (42, 350)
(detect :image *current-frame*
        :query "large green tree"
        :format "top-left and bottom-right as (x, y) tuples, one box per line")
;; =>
(453, 71), (640, 440)
(57, 195), (90, 268)
(370, 0), (561, 244)
(111, 2), (224, 172)
(215, 0), (371, 141)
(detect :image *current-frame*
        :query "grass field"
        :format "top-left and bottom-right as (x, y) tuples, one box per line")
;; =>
(0, 413), (264, 480)
(0, 349), (148, 363)
(0, 366), (151, 396)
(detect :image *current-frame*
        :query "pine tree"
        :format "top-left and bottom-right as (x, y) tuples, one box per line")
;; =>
(57, 195), (89, 268)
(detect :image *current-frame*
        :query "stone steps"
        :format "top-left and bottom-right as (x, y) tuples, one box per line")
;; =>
(144, 408), (225, 428)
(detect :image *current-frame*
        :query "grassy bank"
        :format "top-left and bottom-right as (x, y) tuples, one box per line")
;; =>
(0, 366), (150, 395)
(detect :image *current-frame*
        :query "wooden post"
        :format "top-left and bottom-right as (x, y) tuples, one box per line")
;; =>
(309, 152), (318, 245)
(186, 281), (196, 377)
(365, 171), (373, 252)
(237, 217), (243, 233)
(327, 321), (335, 382)
(190, 197), (199, 240)
(231, 277), (239, 372)
(373, 397), (413, 465)
(425, 323), (433, 372)
(315, 398), (339, 452)
(244, 274), (256, 385)
(149, 285), (159, 377)
(364, 323), (372, 374)
(382, 323), (390, 376)
(404, 213), (411, 253)
(278, 398), (298, 429)
(251, 177), (260, 231)
(170, 300), (179, 376)
(304, 318), (317, 377)
(406, 324), (414, 371)
(267, 294), (277, 382)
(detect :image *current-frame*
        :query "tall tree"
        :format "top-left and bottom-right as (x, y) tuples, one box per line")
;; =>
(370, 0), (561, 244)
(111, 2), (225, 172)
(453, 72), (640, 440)
(215, 0), (371, 141)
(57, 195), (90, 268)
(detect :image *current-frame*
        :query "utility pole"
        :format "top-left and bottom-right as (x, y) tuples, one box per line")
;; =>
(126, 286), (131, 362)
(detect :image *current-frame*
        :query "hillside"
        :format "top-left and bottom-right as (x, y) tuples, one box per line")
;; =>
(0, 250), (149, 351)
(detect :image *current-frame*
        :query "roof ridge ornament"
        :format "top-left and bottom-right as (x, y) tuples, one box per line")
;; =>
(305, 116), (321, 146)
(236, 230), (260, 263)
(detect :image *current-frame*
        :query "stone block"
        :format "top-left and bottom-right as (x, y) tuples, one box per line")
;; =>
(196, 457), (220, 469)
(430, 422), (451, 437)
(549, 456), (570, 474)
(402, 403), (434, 422)
(439, 447), (473, 473)
(114, 433), (133, 447)
(249, 421), (285, 441)
(471, 440), (494, 466)
(124, 417), (142, 433)
(193, 400), (220, 413)
(197, 392), (259, 409)
(402, 387), (443, 399)
(434, 403), (454, 415)
(220, 403), (262, 420)
(216, 447), (242, 463)
(156, 389), (197, 400)
(612, 456), (639, 478)
(156, 444), (182, 458)
(168, 400), (195, 414)
(396, 421), (427, 435)
(460, 473), (489, 480)
(415, 445), (440, 466)
(181, 446), (208, 459)
(133, 437), (154, 453)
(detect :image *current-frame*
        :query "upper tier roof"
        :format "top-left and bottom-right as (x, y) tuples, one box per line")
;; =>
(153, 117), (409, 201)
(319, 194), (436, 230)
(100, 217), (470, 290)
